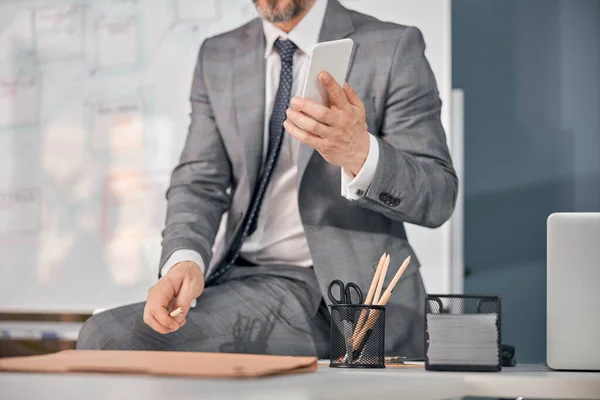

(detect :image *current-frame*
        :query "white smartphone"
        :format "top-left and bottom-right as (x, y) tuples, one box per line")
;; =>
(301, 38), (354, 107)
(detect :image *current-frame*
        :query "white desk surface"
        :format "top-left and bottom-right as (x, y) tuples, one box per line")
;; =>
(1, 363), (599, 400)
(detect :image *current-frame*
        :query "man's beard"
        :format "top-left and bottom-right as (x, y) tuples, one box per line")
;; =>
(252, 0), (312, 23)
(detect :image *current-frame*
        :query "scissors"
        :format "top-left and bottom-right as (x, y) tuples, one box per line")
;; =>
(327, 279), (364, 305)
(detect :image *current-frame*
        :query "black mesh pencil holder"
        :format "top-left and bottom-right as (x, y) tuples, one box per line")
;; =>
(329, 305), (385, 368)
(425, 294), (501, 372)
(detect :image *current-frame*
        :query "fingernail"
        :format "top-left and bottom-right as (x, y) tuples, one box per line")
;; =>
(283, 120), (291, 129)
(290, 97), (299, 106)
(286, 108), (293, 116)
(320, 72), (331, 82)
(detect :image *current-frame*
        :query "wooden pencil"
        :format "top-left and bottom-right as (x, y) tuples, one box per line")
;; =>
(373, 254), (390, 304)
(352, 256), (412, 350)
(353, 253), (387, 335)
(376, 255), (411, 306)
(363, 253), (387, 305)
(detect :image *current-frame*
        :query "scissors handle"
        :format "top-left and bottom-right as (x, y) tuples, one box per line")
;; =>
(328, 280), (364, 305)
(327, 279), (347, 304)
(344, 282), (364, 305)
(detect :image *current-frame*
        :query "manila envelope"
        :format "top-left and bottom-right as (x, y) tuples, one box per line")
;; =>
(0, 350), (318, 378)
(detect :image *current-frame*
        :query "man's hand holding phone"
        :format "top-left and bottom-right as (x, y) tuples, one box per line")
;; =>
(285, 71), (370, 176)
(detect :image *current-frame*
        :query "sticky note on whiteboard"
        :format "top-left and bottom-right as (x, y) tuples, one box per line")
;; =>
(175, 0), (217, 21)
(0, 188), (40, 236)
(0, 7), (33, 60)
(96, 17), (140, 69)
(34, 5), (85, 61)
(0, 76), (39, 129)
(90, 96), (145, 151)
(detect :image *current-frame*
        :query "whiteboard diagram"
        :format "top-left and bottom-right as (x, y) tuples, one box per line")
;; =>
(0, 74), (40, 128)
(95, 17), (141, 72)
(0, 187), (40, 236)
(34, 5), (86, 62)
(0, 0), (456, 312)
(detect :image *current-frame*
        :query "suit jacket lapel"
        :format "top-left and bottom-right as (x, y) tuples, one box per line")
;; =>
(234, 19), (266, 193)
(297, 0), (357, 185)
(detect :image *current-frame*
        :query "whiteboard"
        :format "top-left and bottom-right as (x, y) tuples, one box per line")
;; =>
(0, 0), (459, 312)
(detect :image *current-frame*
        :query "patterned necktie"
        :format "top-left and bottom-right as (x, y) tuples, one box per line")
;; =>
(207, 39), (297, 284)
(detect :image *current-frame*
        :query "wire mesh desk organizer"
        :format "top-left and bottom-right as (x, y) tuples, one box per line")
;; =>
(425, 295), (502, 372)
(329, 254), (412, 368)
(330, 304), (386, 368)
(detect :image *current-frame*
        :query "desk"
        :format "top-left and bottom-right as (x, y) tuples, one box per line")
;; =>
(1, 364), (599, 400)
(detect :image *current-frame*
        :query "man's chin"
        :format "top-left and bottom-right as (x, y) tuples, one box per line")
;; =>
(256, 9), (295, 23)
(254, 0), (311, 23)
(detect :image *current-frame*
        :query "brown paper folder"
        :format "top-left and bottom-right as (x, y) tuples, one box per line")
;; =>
(0, 350), (318, 378)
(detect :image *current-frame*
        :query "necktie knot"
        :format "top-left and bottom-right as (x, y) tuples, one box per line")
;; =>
(274, 38), (297, 65)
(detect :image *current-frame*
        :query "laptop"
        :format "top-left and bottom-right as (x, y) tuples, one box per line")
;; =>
(547, 213), (600, 371)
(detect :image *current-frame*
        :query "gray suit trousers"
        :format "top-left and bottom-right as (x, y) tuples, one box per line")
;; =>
(77, 264), (330, 357)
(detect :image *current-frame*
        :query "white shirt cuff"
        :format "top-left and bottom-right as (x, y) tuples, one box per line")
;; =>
(160, 249), (206, 276)
(160, 249), (205, 309)
(341, 133), (379, 200)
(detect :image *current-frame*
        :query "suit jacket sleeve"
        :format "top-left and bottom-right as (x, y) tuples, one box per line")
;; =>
(357, 26), (458, 228)
(159, 40), (232, 276)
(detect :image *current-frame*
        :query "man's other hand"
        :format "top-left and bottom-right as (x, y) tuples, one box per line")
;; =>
(284, 71), (370, 176)
(143, 261), (205, 334)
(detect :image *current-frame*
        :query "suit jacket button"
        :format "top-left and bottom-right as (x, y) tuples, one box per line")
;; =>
(379, 193), (390, 202)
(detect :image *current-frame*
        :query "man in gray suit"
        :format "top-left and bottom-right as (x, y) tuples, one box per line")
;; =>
(77, 0), (457, 358)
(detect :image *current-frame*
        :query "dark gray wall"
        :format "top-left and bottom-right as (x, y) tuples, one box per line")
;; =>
(453, 0), (600, 363)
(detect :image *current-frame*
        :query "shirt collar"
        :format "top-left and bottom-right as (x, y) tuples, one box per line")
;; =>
(262, 0), (328, 58)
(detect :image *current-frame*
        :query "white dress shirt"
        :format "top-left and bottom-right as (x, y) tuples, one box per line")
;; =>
(161, 0), (380, 278)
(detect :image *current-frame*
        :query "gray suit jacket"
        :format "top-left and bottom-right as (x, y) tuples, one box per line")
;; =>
(160, 0), (457, 354)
